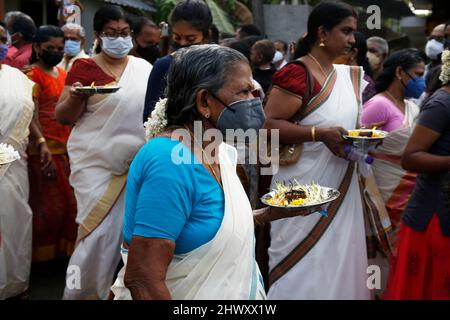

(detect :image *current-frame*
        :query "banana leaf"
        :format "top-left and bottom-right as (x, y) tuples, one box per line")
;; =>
(205, 0), (235, 34)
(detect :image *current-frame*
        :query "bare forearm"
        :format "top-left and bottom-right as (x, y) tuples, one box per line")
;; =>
(402, 152), (450, 173)
(126, 279), (171, 300)
(56, 96), (86, 126)
(29, 117), (44, 141)
(265, 118), (314, 144)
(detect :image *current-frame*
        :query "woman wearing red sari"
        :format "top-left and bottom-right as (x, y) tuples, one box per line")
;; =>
(27, 25), (77, 262)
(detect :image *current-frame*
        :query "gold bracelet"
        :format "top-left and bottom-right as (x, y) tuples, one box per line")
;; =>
(37, 137), (46, 145)
(311, 126), (316, 142)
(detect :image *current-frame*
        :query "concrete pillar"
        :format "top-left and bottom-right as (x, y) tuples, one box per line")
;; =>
(251, 0), (265, 36)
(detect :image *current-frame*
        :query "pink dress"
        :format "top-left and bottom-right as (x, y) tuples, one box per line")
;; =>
(362, 94), (405, 132)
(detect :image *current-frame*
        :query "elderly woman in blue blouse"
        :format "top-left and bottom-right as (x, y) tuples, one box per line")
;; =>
(110, 45), (300, 300)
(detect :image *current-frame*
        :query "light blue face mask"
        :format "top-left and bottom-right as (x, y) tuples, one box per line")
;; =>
(100, 36), (133, 59)
(64, 39), (81, 56)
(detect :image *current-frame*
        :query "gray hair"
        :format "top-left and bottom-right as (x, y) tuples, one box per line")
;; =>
(166, 44), (248, 127)
(367, 36), (389, 56)
(5, 11), (23, 25)
(61, 23), (86, 38)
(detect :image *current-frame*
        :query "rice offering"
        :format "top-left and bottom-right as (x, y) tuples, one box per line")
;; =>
(265, 181), (329, 207)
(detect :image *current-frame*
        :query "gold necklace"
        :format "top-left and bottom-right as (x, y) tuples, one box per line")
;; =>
(307, 53), (330, 78)
(100, 53), (126, 82)
(187, 127), (223, 188)
(384, 91), (405, 110)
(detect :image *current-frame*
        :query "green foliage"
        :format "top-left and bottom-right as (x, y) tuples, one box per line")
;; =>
(205, 0), (235, 33)
(152, 0), (178, 23)
(152, 0), (235, 33)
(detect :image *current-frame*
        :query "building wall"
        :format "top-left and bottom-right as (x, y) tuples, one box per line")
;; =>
(263, 4), (311, 43)
(82, 0), (104, 54)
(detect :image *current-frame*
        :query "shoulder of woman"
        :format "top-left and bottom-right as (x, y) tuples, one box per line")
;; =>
(272, 62), (309, 96)
(138, 137), (193, 167)
(153, 55), (173, 68)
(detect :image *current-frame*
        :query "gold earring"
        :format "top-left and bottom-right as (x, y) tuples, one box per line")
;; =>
(319, 39), (325, 47)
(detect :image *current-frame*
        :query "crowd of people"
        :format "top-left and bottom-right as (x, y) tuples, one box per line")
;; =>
(0, 0), (449, 300)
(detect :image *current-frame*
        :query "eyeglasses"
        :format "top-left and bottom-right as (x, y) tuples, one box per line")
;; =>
(100, 30), (133, 39)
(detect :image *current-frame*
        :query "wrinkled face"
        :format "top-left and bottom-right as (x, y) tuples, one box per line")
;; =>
(35, 36), (65, 56)
(136, 24), (160, 47)
(64, 28), (82, 42)
(321, 16), (357, 58)
(172, 20), (206, 47)
(367, 41), (384, 59)
(198, 62), (255, 126)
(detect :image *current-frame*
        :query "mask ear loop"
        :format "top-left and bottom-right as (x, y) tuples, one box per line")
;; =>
(209, 92), (236, 113)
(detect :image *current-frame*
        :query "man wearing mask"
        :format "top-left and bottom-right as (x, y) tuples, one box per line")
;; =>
(4, 12), (36, 70)
(423, 24), (447, 99)
(130, 16), (160, 64)
(367, 36), (389, 80)
(58, 23), (89, 72)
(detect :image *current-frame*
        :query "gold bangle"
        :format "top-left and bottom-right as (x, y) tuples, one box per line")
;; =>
(37, 137), (46, 145)
(311, 126), (316, 142)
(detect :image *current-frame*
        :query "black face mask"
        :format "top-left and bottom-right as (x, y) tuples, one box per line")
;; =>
(41, 50), (64, 67)
(136, 44), (160, 64)
(171, 41), (202, 51)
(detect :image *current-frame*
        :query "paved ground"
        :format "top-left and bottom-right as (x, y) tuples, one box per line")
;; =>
(28, 258), (69, 300)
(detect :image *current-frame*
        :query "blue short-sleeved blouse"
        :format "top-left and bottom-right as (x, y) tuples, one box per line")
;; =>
(123, 137), (225, 254)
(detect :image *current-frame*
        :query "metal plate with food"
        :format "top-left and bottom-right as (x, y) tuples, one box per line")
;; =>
(260, 181), (340, 214)
(0, 143), (20, 165)
(75, 86), (120, 94)
(343, 129), (388, 141)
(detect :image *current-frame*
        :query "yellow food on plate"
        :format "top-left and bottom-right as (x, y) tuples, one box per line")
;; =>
(265, 181), (326, 207)
(348, 130), (384, 138)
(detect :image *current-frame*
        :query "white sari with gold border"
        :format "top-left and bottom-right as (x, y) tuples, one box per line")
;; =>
(0, 65), (34, 299)
(267, 64), (371, 300)
(111, 142), (266, 300)
(63, 56), (152, 300)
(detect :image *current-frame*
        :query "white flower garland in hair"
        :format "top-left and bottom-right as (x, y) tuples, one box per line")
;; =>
(439, 50), (450, 85)
(144, 98), (168, 141)
(0, 143), (20, 164)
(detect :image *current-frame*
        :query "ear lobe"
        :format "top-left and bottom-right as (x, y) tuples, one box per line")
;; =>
(395, 66), (403, 80)
(195, 89), (210, 114)
(317, 26), (327, 41)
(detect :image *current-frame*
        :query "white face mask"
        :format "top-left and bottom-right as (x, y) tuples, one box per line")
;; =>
(425, 39), (444, 60)
(100, 36), (133, 59)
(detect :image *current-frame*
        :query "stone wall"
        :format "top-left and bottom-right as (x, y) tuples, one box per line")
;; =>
(263, 4), (311, 43)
